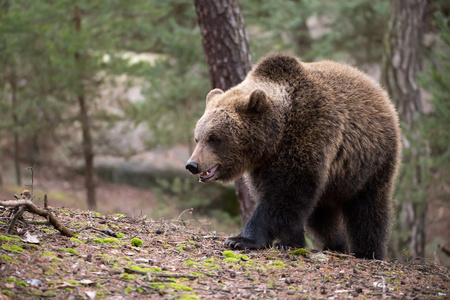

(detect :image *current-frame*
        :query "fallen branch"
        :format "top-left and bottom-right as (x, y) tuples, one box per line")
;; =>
(0, 199), (75, 237)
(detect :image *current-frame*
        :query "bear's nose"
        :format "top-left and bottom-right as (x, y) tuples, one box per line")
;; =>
(185, 161), (199, 174)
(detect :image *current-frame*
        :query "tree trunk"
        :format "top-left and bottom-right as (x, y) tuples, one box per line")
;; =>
(382, 0), (428, 259)
(193, 0), (255, 224)
(74, 5), (96, 210)
(10, 76), (21, 186)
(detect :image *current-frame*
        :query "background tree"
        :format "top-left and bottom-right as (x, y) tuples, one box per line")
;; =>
(193, 0), (255, 224)
(382, 0), (428, 259)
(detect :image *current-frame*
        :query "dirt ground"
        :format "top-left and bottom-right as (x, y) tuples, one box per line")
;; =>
(0, 206), (449, 299)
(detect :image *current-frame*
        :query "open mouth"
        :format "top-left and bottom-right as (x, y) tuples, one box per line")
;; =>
(198, 164), (219, 182)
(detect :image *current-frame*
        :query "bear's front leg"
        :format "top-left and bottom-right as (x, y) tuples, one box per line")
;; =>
(224, 204), (273, 250)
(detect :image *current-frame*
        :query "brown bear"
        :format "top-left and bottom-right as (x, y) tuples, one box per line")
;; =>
(186, 53), (401, 260)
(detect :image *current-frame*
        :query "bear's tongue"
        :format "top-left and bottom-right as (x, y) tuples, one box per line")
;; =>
(198, 164), (219, 182)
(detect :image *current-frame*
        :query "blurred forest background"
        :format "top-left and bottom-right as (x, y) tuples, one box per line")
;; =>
(0, 0), (448, 264)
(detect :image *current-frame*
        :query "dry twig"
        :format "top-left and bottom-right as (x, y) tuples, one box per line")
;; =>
(0, 199), (75, 237)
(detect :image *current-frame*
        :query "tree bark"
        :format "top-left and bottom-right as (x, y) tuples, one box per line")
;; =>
(382, 0), (427, 130)
(10, 75), (21, 186)
(193, 0), (255, 224)
(74, 5), (96, 210)
(382, 0), (428, 259)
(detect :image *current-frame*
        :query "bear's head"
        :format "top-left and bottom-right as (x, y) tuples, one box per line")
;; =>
(186, 86), (283, 183)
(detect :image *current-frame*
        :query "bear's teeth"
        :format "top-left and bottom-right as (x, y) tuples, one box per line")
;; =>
(206, 171), (210, 175)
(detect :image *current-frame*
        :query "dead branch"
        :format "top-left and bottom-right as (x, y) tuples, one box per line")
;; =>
(0, 199), (75, 237)
(8, 205), (26, 234)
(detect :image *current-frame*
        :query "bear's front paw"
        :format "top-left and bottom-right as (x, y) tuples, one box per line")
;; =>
(224, 236), (265, 250)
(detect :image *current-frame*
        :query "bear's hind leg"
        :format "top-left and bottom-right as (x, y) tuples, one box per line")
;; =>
(274, 224), (306, 250)
(307, 205), (349, 254)
(343, 182), (392, 260)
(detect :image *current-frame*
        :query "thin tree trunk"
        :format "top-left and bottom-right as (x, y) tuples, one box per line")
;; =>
(10, 76), (21, 186)
(74, 5), (96, 210)
(382, 0), (428, 259)
(194, 0), (255, 224)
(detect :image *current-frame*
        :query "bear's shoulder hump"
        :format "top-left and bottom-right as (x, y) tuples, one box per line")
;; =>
(252, 53), (305, 83)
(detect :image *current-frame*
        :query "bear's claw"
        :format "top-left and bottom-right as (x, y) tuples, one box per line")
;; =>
(224, 236), (264, 250)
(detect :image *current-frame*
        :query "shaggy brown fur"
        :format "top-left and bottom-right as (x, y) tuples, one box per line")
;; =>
(186, 53), (401, 259)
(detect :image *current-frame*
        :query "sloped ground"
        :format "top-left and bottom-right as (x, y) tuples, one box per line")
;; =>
(0, 207), (448, 299)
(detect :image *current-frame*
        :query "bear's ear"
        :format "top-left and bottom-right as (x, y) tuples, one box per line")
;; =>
(206, 88), (224, 105)
(238, 89), (269, 114)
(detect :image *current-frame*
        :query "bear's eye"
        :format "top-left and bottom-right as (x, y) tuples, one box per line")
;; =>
(194, 138), (199, 144)
(208, 135), (220, 145)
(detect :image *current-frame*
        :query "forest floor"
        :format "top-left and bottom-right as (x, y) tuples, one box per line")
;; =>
(0, 206), (449, 300)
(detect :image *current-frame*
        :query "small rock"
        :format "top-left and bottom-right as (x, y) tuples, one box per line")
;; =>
(287, 290), (296, 295)
(26, 279), (44, 287)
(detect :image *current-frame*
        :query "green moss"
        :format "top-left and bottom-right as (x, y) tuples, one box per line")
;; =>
(2, 289), (15, 296)
(69, 237), (81, 243)
(124, 286), (133, 293)
(128, 265), (162, 273)
(183, 260), (201, 267)
(167, 282), (192, 291)
(103, 238), (119, 243)
(115, 213), (125, 218)
(94, 238), (104, 243)
(16, 280), (27, 287)
(116, 232), (125, 238)
(149, 282), (166, 290)
(60, 248), (79, 254)
(0, 235), (20, 242)
(120, 273), (136, 280)
(290, 248), (311, 256)
(6, 278), (15, 282)
(96, 292), (105, 298)
(42, 251), (56, 257)
(221, 250), (238, 258)
(188, 272), (205, 277)
(131, 238), (143, 247)
(68, 281), (78, 285)
(221, 250), (249, 262)
(223, 257), (240, 263)
(2, 244), (23, 253)
(92, 212), (101, 217)
(269, 260), (286, 269)
(1, 254), (13, 262)
(177, 244), (186, 251)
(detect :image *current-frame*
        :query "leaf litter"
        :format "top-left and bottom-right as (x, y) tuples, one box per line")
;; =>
(0, 207), (448, 299)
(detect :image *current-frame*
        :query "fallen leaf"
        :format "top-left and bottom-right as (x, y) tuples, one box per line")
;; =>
(85, 290), (97, 299)
(21, 231), (40, 244)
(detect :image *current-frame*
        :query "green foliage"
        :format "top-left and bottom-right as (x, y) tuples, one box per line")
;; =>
(242, 0), (319, 60)
(311, 0), (389, 63)
(421, 9), (450, 175)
